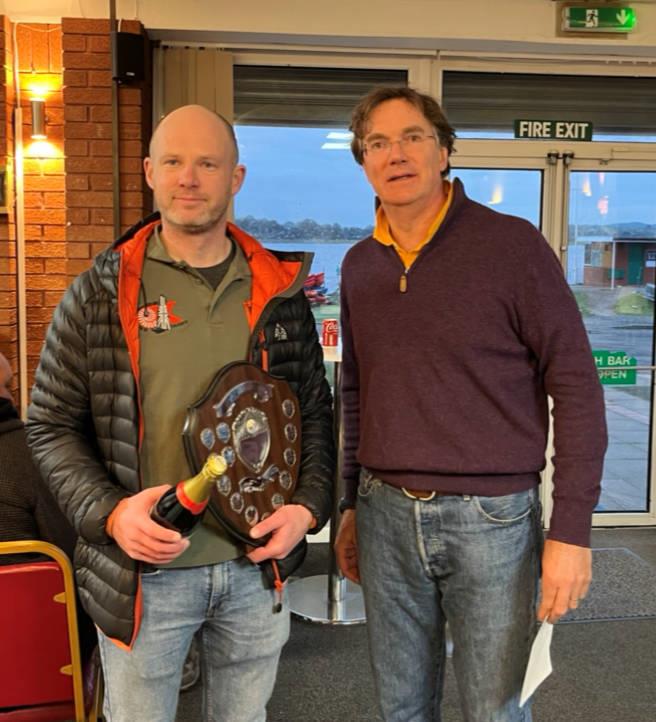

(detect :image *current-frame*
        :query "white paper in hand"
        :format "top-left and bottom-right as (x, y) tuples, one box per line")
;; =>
(520, 620), (554, 707)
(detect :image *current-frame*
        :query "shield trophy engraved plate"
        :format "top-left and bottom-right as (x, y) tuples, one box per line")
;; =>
(182, 362), (302, 547)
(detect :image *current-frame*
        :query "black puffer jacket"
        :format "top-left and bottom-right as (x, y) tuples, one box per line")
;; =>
(26, 215), (335, 646)
(0, 399), (77, 563)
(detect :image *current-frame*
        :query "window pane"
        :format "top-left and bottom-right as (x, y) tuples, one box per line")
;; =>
(234, 124), (374, 366)
(451, 169), (542, 229)
(566, 171), (656, 513)
(233, 65), (408, 370)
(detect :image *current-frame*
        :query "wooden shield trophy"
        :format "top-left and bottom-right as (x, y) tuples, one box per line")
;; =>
(183, 362), (302, 547)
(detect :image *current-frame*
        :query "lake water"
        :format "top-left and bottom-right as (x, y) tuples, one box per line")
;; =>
(263, 241), (355, 295)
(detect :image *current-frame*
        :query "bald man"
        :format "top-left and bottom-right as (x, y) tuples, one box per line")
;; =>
(26, 105), (334, 722)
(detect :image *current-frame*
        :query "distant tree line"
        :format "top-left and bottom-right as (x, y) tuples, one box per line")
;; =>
(236, 215), (374, 242)
(572, 222), (656, 239)
(237, 218), (656, 242)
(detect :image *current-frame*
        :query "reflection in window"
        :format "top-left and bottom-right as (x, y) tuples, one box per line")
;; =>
(451, 169), (542, 229)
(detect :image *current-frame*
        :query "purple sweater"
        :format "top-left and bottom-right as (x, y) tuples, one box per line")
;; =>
(340, 178), (607, 547)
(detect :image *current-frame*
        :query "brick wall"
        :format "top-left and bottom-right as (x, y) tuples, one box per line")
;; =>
(62, 17), (151, 280)
(0, 15), (152, 405)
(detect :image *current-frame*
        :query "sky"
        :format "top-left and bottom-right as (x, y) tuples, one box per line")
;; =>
(233, 125), (656, 231)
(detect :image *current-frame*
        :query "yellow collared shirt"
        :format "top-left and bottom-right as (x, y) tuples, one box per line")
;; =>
(373, 181), (453, 270)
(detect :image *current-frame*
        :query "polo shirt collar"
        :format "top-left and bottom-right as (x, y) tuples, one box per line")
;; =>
(146, 225), (250, 283)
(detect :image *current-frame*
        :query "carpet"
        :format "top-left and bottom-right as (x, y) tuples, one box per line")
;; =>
(562, 547), (656, 623)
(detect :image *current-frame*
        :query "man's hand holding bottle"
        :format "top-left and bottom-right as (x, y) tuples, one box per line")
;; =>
(106, 485), (190, 564)
(107, 454), (226, 563)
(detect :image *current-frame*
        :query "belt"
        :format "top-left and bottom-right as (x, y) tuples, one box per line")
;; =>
(401, 487), (458, 501)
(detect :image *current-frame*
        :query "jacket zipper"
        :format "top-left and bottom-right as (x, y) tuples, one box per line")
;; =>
(246, 294), (289, 364)
(390, 237), (436, 295)
(246, 250), (312, 363)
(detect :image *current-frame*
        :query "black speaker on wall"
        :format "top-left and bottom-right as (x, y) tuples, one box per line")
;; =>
(111, 31), (145, 84)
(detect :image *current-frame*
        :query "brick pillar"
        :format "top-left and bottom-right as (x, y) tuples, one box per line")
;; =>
(62, 17), (151, 281)
(18, 24), (67, 392)
(0, 16), (17, 397)
(0, 18), (67, 402)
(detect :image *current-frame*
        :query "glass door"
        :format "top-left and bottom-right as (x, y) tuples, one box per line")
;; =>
(565, 149), (656, 525)
(453, 139), (656, 527)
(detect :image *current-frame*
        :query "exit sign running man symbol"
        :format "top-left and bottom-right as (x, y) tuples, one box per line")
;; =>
(563, 6), (637, 33)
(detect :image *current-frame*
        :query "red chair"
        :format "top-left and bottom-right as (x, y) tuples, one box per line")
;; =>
(0, 540), (101, 722)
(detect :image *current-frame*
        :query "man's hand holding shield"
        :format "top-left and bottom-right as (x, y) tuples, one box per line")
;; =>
(247, 504), (316, 563)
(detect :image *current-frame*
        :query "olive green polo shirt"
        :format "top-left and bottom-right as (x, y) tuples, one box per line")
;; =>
(138, 226), (252, 567)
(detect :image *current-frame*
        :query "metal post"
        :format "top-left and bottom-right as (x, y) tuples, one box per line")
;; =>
(289, 353), (365, 624)
(611, 240), (617, 291)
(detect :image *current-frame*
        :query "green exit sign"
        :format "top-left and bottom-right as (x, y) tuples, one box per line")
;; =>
(563, 6), (637, 33)
(593, 349), (637, 385)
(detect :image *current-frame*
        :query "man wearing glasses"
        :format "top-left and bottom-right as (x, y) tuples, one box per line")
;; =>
(335, 86), (606, 721)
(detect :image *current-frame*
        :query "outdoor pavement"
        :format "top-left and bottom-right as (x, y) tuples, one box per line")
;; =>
(601, 382), (651, 511)
(569, 285), (652, 512)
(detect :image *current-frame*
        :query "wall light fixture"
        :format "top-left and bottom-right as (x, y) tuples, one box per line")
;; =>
(30, 98), (46, 139)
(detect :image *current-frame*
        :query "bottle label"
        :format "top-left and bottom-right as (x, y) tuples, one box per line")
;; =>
(176, 483), (210, 515)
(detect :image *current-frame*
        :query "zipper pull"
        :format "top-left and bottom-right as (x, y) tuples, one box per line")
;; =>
(271, 560), (284, 613)
(399, 272), (408, 293)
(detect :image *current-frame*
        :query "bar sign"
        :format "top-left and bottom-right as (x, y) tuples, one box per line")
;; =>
(514, 120), (593, 141)
(593, 350), (637, 385)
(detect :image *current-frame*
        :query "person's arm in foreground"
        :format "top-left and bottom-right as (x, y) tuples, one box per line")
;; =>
(333, 273), (362, 583)
(517, 230), (607, 622)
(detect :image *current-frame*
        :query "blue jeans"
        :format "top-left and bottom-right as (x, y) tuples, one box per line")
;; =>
(356, 471), (542, 722)
(97, 558), (290, 722)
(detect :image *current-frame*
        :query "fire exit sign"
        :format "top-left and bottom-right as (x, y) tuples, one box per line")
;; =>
(562, 6), (637, 33)
(514, 119), (593, 141)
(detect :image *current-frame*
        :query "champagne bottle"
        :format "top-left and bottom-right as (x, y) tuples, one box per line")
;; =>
(151, 454), (227, 536)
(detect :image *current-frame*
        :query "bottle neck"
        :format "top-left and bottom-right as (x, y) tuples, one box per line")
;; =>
(176, 467), (215, 514)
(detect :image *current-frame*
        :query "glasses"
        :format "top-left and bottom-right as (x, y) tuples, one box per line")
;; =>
(363, 131), (437, 156)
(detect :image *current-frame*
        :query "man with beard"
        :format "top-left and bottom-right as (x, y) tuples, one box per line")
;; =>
(27, 105), (334, 722)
